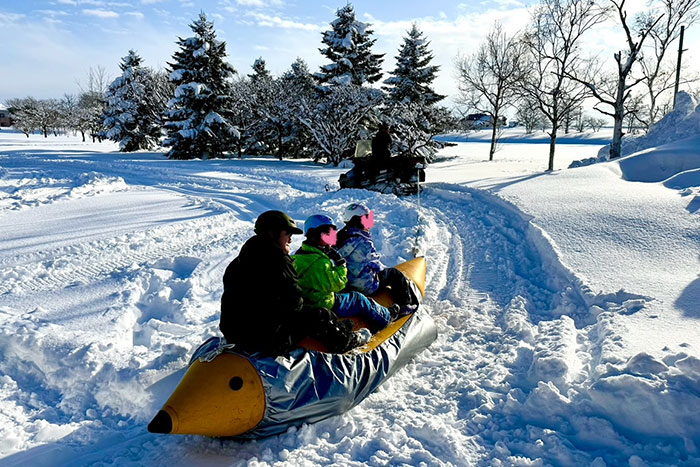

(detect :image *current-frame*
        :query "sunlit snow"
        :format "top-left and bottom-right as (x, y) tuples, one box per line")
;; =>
(1, 103), (699, 465)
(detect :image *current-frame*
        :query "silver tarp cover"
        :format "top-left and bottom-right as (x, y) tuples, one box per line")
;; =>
(191, 310), (437, 439)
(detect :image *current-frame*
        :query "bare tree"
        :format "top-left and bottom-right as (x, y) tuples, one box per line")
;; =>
(298, 85), (382, 165)
(585, 115), (606, 131)
(521, 0), (608, 171)
(624, 92), (647, 133)
(516, 99), (546, 134)
(77, 65), (111, 95)
(568, 0), (663, 159)
(456, 23), (527, 161)
(5, 97), (38, 137)
(637, 0), (700, 131)
(74, 66), (110, 142)
(60, 94), (79, 135)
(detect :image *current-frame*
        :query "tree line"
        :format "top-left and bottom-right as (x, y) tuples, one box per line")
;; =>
(456, 0), (699, 170)
(5, 5), (450, 167)
(6, 1), (698, 172)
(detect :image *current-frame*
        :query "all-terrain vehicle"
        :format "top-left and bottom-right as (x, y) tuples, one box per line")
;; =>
(338, 141), (425, 196)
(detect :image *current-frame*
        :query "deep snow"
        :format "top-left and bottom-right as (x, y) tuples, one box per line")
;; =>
(0, 116), (699, 466)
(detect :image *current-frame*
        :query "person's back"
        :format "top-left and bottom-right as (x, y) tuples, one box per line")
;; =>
(220, 210), (371, 355)
(336, 225), (383, 295)
(336, 203), (419, 313)
(220, 232), (302, 354)
(371, 124), (392, 162)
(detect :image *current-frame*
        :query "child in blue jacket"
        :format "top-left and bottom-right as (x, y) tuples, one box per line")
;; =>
(336, 203), (419, 315)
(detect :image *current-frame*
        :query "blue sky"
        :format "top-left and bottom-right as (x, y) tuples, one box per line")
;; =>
(1, 0), (539, 103)
(1, 0), (697, 106)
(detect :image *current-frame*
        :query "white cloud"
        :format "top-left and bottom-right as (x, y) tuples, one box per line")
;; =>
(236, 0), (284, 7)
(0, 12), (25, 25)
(248, 12), (321, 31)
(125, 11), (145, 19)
(141, 0), (166, 4)
(361, 6), (533, 105)
(237, 0), (264, 6)
(36, 9), (70, 16)
(83, 8), (119, 18)
(494, 0), (525, 7)
(56, 0), (133, 5)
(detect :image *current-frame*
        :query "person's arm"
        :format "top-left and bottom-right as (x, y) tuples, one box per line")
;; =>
(358, 236), (385, 272)
(314, 257), (348, 294)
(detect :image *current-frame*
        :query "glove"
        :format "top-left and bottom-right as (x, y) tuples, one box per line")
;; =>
(327, 248), (346, 266)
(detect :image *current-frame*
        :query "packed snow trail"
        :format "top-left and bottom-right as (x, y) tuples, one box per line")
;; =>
(1, 142), (699, 465)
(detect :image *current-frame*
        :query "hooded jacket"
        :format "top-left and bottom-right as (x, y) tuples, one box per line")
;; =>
(335, 226), (385, 295)
(292, 242), (347, 310)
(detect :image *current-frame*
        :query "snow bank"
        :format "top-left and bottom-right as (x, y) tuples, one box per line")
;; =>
(591, 92), (700, 162)
(0, 169), (128, 212)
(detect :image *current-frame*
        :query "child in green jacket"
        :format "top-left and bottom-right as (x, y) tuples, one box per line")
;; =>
(293, 214), (397, 333)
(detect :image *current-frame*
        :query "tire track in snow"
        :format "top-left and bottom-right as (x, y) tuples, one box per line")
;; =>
(371, 183), (596, 464)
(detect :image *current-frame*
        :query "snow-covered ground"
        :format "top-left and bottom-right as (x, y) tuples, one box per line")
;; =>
(1, 120), (699, 466)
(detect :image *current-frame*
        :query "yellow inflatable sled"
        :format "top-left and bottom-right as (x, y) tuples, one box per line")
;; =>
(148, 257), (436, 439)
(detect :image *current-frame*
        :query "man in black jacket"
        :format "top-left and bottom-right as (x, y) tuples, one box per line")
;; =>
(220, 210), (361, 355)
(371, 122), (392, 162)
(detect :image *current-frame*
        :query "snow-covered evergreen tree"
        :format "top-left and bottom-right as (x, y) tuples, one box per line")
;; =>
(315, 4), (384, 88)
(248, 57), (272, 83)
(384, 24), (444, 105)
(103, 50), (164, 152)
(383, 103), (454, 161)
(279, 58), (317, 158)
(246, 57), (278, 155)
(299, 85), (382, 165)
(163, 13), (239, 159)
(381, 24), (447, 162)
(282, 58), (316, 96)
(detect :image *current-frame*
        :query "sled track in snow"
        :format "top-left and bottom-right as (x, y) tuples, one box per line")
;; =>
(0, 155), (324, 299)
(380, 184), (597, 464)
(0, 148), (622, 465)
(0, 212), (241, 296)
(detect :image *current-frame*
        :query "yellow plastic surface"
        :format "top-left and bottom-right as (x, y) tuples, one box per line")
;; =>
(161, 353), (265, 437)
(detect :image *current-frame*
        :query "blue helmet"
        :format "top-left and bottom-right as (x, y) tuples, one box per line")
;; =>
(304, 214), (336, 235)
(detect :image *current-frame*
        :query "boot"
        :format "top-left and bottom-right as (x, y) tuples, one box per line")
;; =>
(345, 328), (372, 351)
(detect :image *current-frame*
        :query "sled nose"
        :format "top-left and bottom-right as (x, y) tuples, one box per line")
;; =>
(148, 353), (265, 437)
(148, 410), (173, 434)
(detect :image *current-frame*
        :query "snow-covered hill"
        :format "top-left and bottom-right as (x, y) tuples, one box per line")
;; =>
(1, 123), (699, 466)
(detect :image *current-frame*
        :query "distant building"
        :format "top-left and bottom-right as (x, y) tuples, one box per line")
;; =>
(0, 106), (12, 127)
(461, 113), (507, 130)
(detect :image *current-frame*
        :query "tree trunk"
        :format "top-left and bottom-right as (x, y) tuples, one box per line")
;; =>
(489, 115), (498, 161)
(610, 80), (626, 159)
(81, 131), (86, 142)
(277, 127), (283, 161)
(548, 129), (557, 172)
